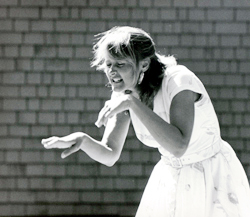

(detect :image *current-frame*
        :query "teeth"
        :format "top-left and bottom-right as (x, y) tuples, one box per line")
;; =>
(112, 78), (122, 83)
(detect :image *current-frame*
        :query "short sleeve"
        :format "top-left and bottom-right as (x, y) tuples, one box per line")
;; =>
(165, 65), (204, 103)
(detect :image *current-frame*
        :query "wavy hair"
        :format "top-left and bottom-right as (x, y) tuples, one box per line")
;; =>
(91, 26), (177, 108)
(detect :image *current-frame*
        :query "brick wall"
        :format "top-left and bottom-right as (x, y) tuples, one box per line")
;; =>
(0, 0), (250, 216)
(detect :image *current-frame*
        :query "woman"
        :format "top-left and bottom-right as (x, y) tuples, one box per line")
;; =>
(42, 26), (250, 216)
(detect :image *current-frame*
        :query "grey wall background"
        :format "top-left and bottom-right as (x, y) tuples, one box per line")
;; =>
(0, 0), (250, 216)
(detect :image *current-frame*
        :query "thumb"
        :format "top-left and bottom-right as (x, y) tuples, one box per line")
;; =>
(61, 140), (81, 159)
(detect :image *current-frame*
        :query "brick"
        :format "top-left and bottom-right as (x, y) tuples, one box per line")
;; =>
(50, 126), (71, 136)
(108, 0), (125, 7)
(24, 33), (45, 44)
(119, 165), (143, 176)
(42, 99), (62, 111)
(160, 9), (176, 20)
(41, 8), (59, 19)
(239, 62), (250, 73)
(69, 60), (90, 72)
(71, 34), (85, 45)
(46, 165), (66, 176)
(207, 9), (233, 20)
(54, 178), (73, 190)
(21, 0), (47, 6)
(0, 86), (19, 97)
(37, 86), (48, 97)
(0, 20), (12, 31)
(215, 23), (247, 34)
(28, 99), (40, 110)
(19, 112), (36, 124)
(10, 191), (35, 202)
(31, 126), (49, 137)
(103, 192), (125, 203)
(100, 8), (115, 19)
(189, 9), (205, 20)
(34, 46), (56, 58)
(0, 138), (22, 149)
(221, 36), (240, 47)
(81, 9), (99, 19)
(9, 8), (39, 18)
(117, 9), (130, 20)
(38, 112), (56, 124)
(0, 0), (18, 5)
(46, 33), (70, 45)
(49, 87), (66, 97)
(242, 36), (250, 46)
(146, 9), (159, 20)
(89, 0), (106, 6)
(81, 192), (101, 202)
(236, 9), (250, 21)
(58, 47), (73, 58)
(157, 35), (179, 46)
(201, 23), (213, 33)
(198, 0), (221, 7)
(223, 0), (250, 7)
(31, 21), (53, 32)
(114, 178), (136, 189)
(131, 9), (145, 20)
(0, 59), (14, 70)
(174, 0), (195, 7)
(74, 177), (96, 189)
(30, 178), (53, 189)
(138, 0), (152, 7)
(86, 99), (101, 111)
(66, 0), (87, 6)
(0, 33), (22, 45)
(49, 0), (65, 6)
(0, 8), (7, 18)
(56, 21), (87, 32)
(20, 86), (36, 97)
(3, 99), (26, 111)
(64, 100), (84, 111)
(154, 0), (171, 7)
(20, 46), (34, 57)
(225, 75), (243, 86)
(46, 60), (67, 71)
(14, 20), (29, 32)
(6, 151), (19, 163)
(235, 88), (248, 99)
(88, 21), (106, 32)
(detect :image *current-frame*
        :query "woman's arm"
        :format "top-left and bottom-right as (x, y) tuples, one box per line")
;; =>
(42, 111), (130, 167)
(98, 90), (199, 158)
(129, 90), (198, 157)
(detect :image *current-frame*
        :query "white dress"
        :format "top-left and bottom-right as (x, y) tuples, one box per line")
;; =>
(129, 65), (250, 217)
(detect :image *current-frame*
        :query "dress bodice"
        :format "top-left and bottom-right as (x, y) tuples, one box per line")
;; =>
(130, 65), (222, 158)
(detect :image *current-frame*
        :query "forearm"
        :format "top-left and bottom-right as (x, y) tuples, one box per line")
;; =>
(129, 96), (190, 157)
(81, 113), (130, 166)
(80, 134), (115, 166)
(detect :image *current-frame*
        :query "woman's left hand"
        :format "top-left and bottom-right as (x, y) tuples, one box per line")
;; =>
(95, 94), (132, 128)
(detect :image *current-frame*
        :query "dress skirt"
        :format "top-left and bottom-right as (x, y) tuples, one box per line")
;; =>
(135, 142), (250, 217)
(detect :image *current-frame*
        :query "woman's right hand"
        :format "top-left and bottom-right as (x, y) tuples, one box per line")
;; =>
(41, 136), (76, 149)
(41, 132), (85, 158)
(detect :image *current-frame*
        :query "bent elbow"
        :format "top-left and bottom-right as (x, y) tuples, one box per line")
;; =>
(103, 154), (119, 167)
(173, 142), (188, 158)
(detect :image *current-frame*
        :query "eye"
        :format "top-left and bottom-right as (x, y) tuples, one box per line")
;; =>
(116, 63), (125, 68)
(106, 63), (112, 68)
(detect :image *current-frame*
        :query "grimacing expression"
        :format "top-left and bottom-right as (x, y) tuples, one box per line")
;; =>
(104, 56), (145, 93)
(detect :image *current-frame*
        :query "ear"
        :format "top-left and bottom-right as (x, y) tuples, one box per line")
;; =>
(141, 58), (150, 72)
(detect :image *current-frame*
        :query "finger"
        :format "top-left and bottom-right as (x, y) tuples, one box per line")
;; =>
(61, 142), (80, 159)
(43, 138), (59, 149)
(95, 107), (110, 127)
(41, 136), (56, 145)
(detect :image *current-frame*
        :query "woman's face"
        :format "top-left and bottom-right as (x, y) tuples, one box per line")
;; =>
(104, 56), (140, 93)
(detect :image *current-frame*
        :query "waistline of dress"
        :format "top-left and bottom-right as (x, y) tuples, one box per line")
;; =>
(161, 139), (222, 168)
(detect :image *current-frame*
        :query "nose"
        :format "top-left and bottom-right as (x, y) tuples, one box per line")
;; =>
(108, 65), (117, 76)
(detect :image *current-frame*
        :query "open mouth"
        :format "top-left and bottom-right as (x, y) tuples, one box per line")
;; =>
(112, 78), (123, 83)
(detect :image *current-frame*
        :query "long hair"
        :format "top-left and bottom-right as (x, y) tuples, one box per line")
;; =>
(91, 26), (177, 108)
